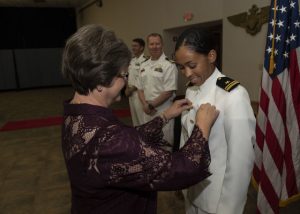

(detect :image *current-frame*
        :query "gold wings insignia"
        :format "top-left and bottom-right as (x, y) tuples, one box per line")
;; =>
(227, 4), (270, 35)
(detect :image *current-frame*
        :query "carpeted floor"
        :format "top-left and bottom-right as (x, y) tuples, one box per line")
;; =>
(0, 126), (70, 213)
(0, 87), (299, 214)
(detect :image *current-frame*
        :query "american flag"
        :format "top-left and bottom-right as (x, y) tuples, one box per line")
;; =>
(253, 0), (300, 213)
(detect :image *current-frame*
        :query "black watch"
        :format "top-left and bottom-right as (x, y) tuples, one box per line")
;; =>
(148, 103), (155, 110)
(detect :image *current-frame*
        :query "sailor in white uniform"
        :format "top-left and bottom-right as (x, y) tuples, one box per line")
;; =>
(125, 38), (147, 126)
(175, 27), (255, 214)
(137, 33), (178, 148)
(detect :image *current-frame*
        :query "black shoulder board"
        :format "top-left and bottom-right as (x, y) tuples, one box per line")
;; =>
(216, 76), (240, 92)
(165, 57), (175, 63)
(142, 55), (150, 62)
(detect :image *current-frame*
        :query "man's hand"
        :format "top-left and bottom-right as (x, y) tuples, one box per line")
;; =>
(143, 102), (157, 115)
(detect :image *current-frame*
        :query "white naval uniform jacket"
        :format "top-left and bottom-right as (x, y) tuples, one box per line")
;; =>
(136, 53), (177, 113)
(128, 54), (147, 126)
(136, 53), (178, 145)
(180, 68), (256, 214)
(128, 54), (147, 88)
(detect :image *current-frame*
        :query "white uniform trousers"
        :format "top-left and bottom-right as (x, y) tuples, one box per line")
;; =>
(128, 91), (143, 126)
(183, 190), (213, 214)
(185, 199), (213, 214)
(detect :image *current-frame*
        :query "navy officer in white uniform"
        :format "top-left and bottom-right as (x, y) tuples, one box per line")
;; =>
(125, 38), (147, 126)
(175, 27), (256, 214)
(137, 33), (178, 150)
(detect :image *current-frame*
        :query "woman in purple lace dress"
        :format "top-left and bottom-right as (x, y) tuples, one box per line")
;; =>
(61, 24), (219, 214)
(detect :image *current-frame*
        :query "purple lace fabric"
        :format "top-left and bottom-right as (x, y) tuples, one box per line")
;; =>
(62, 101), (211, 214)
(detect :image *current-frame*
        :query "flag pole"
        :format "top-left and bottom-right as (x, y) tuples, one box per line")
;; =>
(269, 0), (277, 74)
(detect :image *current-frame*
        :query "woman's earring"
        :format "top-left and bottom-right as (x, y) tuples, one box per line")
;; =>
(96, 86), (102, 92)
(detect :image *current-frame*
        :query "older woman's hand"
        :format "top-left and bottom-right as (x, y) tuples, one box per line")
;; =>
(163, 99), (193, 120)
(196, 103), (219, 140)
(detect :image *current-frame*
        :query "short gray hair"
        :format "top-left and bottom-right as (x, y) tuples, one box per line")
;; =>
(62, 24), (131, 95)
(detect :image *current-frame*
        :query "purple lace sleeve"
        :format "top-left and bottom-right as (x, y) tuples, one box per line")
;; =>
(181, 125), (211, 166)
(134, 116), (166, 144)
(63, 114), (211, 192)
(149, 125), (211, 190)
(99, 124), (211, 191)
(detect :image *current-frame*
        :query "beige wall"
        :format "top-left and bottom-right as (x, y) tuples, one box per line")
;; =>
(77, 0), (270, 101)
(223, 0), (269, 101)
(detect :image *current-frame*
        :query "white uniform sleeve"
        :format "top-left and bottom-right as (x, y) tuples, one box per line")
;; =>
(135, 66), (143, 90)
(216, 87), (256, 214)
(163, 63), (178, 91)
(127, 60), (135, 87)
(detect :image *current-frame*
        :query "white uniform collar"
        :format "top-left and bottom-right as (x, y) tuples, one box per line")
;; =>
(136, 53), (145, 61)
(150, 52), (166, 63)
(197, 67), (223, 93)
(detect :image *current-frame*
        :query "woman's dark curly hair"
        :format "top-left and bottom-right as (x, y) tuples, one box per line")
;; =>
(62, 24), (131, 95)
